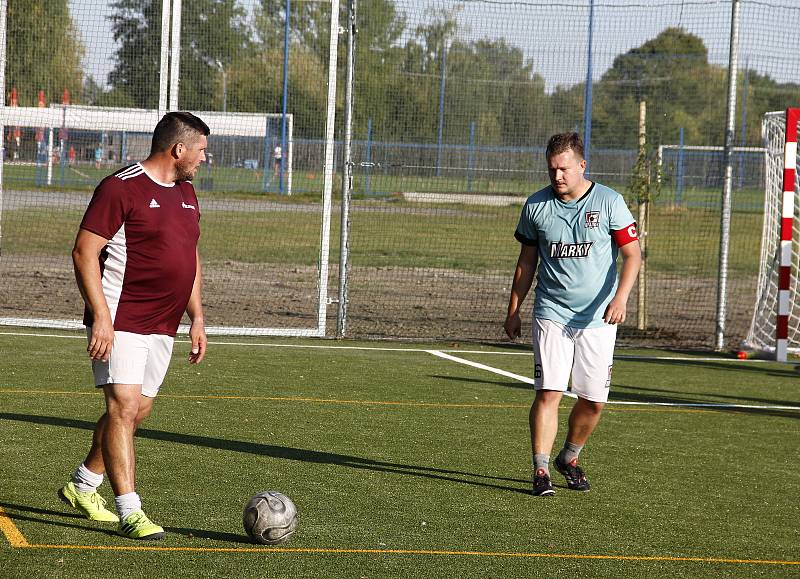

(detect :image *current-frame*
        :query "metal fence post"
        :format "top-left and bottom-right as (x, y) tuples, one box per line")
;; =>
(716, 0), (741, 351)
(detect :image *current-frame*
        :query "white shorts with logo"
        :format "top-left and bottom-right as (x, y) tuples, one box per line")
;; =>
(87, 329), (174, 398)
(532, 318), (617, 403)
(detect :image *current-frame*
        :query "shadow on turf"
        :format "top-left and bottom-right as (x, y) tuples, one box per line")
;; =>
(619, 355), (800, 379)
(0, 413), (532, 497)
(611, 385), (800, 420)
(0, 500), (253, 544)
(165, 526), (253, 544)
(430, 374), (533, 391)
(0, 500), (118, 537)
(431, 375), (800, 418)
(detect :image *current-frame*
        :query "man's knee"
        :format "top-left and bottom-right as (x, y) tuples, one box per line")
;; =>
(534, 389), (562, 407)
(107, 403), (138, 424)
(105, 389), (142, 424)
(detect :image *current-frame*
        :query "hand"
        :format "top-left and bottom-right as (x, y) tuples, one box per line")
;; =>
(504, 312), (522, 339)
(88, 318), (114, 362)
(603, 296), (627, 325)
(188, 320), (207, 364)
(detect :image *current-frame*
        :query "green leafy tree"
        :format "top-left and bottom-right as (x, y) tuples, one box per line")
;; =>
(591, 27), (721, 147)
(740, 71), (800, 145)
(225, 47), (328, 137)
(254, 0), (331, 59)
(6, 0), (84, 105)
(108, 0), (251, 110)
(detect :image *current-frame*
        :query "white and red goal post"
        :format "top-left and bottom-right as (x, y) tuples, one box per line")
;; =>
(776, 108), (799, 361)
(746, 108), (799, 361)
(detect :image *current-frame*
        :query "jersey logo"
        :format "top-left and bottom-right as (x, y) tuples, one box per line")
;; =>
(149, 199), (161, 208)
(549, 241), (594, 259)
(181, 202), (196, 210)
(585, 211), (600, 228)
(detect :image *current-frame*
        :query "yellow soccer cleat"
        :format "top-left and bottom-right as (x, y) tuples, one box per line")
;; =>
(118, 510), (165, 540)
(58, 482), (119, 522)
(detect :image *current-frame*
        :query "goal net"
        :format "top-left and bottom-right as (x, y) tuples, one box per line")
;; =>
(657, 145), (766, 206)
(744, 109), (800, 357)
(0, 105), (337, 337)
(0, 0), (343, 338)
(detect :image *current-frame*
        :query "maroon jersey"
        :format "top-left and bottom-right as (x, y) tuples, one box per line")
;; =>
(80, 163), (201, 336)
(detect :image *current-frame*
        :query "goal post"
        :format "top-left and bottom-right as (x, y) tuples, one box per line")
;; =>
(744, 108), (800, 361)
(656, 145), (766, 203)
(0, 106), (294, 195)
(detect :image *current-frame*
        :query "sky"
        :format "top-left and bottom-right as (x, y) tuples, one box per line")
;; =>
(69, 0), (799, 93)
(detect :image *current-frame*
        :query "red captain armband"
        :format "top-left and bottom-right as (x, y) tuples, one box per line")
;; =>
(612, 223), (639, 247)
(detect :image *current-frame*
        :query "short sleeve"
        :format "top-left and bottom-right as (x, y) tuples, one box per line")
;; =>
(514, 203), (537, 246)
(609, 194), (635, 231)
(79, 177), (129, 240)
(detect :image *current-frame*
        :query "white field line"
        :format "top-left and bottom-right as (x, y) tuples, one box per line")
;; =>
(0, 331), (795, 409)
(427, 350), (800, 412)
(0, 331), (775, 363)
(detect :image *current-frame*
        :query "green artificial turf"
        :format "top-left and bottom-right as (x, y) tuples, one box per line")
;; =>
(0, 331), (798, 577)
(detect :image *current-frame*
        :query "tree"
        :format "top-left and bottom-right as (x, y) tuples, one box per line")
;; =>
(251, 0), (408, 140)
(108, 0), (251, 110)
(591, 27), (724, 147)
(224, 47), (329, 137)
(6, 0), (84, 105)
(255, 0), (331, 59)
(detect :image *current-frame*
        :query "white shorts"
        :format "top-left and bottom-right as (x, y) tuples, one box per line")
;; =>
(88, 329), (174, 398)
(532, 318), (617, 403)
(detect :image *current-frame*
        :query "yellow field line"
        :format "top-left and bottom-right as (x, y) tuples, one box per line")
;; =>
(0, 507), (29, 547)
(7, 543), (797, 565)
(0, 388), (713, 413)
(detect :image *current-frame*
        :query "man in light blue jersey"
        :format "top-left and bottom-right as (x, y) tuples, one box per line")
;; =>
(504, 132), (641, 496)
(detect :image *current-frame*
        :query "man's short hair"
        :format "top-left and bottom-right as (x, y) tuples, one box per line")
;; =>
(150, 112), (210, 154)
(546, 132), (584, 160)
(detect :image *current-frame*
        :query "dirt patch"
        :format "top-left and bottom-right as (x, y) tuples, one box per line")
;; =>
(0, 255), (758, 350)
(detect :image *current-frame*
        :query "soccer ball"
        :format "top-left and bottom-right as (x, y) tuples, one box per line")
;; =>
(243, 491), (298, 545)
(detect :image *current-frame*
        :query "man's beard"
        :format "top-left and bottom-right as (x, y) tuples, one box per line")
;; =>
(175, 160), (197, 182)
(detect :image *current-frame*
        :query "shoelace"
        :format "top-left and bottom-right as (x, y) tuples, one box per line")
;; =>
(88, 492), (107, 508)
(126, 512), (152, 526)
(564, 464), (586, 482)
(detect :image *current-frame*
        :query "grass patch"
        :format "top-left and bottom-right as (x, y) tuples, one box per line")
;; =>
(1, 189), (760, 276)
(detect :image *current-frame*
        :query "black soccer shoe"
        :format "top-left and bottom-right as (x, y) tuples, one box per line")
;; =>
(554, 455), (591, 492)
(532, 469), (555, 497)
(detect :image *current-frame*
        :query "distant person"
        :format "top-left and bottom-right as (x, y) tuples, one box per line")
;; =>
(94, 145), (102, 168)
(504, 132), (641, 497)
(59, 112), (210, 540)
(68, 145), (76, 164)
(272, 144), (282, 176)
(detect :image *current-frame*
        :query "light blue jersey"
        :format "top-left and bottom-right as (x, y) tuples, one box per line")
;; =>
(514, 182), (635, 328)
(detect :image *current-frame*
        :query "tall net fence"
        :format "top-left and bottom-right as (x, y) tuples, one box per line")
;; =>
(0, 0), (338, 336)
(0, 0), (799, 348)
(342, 0), (800, 347)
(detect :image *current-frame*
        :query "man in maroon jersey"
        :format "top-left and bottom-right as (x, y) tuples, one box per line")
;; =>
(58, 112), (210, 540)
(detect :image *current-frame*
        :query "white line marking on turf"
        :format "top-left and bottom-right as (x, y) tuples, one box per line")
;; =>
(0, 331), (776, 363)
(427, 350), (800, 411)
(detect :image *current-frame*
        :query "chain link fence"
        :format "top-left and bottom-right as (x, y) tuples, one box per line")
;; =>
(0, 0), (799, 349)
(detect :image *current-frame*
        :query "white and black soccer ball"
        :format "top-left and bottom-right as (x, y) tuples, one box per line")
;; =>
(243, 491), (298, 545)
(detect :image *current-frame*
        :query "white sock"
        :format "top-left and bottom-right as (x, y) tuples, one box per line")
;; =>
(115, 492), (142, 520)
(72, 463), (104, 493)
